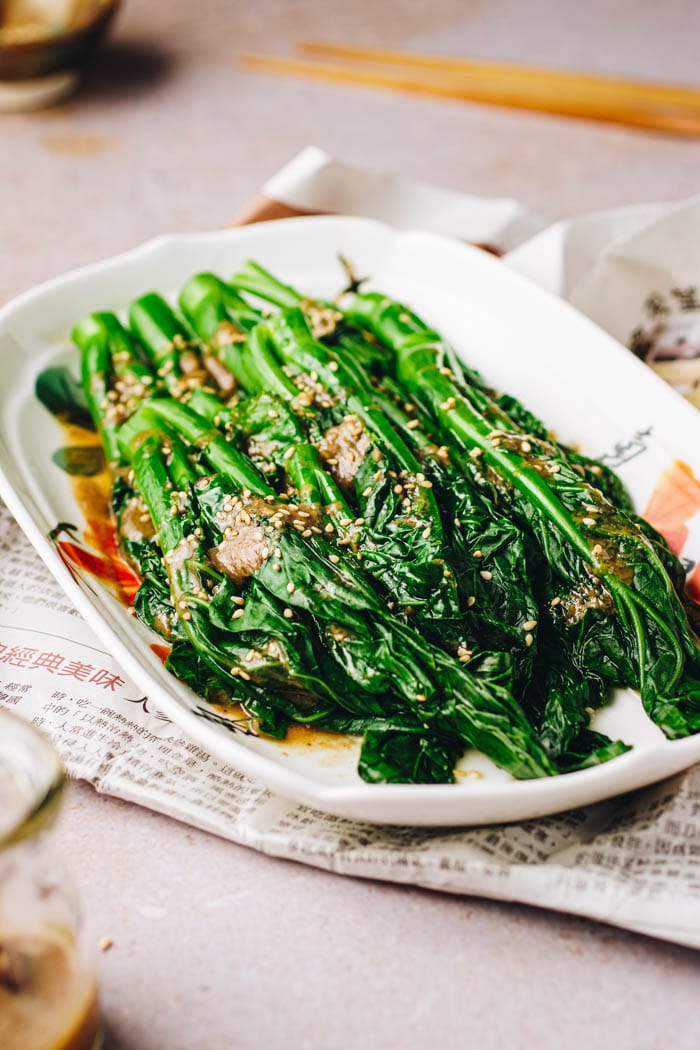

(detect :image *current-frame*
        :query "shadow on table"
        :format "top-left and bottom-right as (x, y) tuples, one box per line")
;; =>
(78, 39), (175, 106)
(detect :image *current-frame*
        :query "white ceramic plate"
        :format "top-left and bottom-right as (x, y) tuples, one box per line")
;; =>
(1, 215), (700, 826)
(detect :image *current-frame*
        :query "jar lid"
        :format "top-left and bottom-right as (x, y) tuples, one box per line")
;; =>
(0, 711), (64, 850)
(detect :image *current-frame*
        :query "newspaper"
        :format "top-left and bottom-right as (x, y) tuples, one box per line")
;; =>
(2, 146), (700, 949)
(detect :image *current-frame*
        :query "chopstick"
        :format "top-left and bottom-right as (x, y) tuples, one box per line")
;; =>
(240, 44), (700, 136)
(299, 41), (700, 109)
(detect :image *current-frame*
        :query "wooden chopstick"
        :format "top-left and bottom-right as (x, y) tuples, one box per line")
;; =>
(240, 47), (700, 137)
(299, 41), (700, 109)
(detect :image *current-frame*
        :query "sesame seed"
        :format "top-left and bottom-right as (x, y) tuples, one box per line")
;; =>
(467, 596), (476, 607)
(362, 487), (372, 497)
(479, 570), (493, 581)
(444, 569), (452, 578)
(439, 366), (453, 376)
(550, 596), (561, 606)
(550, 463), (561, 474)
(283, 608), (294, 619)
(422, 526), (432, 539)
(415, 693), (427, 703)
(302, 529), (312, 537)
(273, 563), (281, 571)
(525, 633), (534, 647)
(328, 361), (338, 371)
(374, 469), (383, 481)
(522, 619), (538, 631)
(582, 517), (596, 526)
(469, 447), (483, 459)
(232, 596), (245, 606)
(394, 484), (403, 495)
(268, 409), (279, 419)
(239, 670), (252, 681)
(244, 651), (255, 662)
(329, 554), (340, 564)
(324, 523), (334, 534)
(521, 441), (532, 453)
(440, 397), (456, 411)
(404, 403), (415, 413)
(232, 609), (245, 619)
(287, 582), (295, 594)
(473, 550), (483, 559)
(406, 419), (420, 430)
(355, 517), (365, 526)
(274, 548), (282, 558)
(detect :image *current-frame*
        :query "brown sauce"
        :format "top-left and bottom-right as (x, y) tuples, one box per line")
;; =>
(58, 422), (113, 544)
(282, 724), (359, 751)
(54, 419), (141, 605)
(207, 704), (357, 752)
(0, 929), (101, 1050)
(209, 523), (269, 585)
(318, 415), (370, 490)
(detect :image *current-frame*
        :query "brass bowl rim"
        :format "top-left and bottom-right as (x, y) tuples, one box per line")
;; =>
(0, 0), (120, 59)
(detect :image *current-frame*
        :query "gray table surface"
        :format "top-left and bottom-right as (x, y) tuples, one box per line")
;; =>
(3, 1), (700, 1046)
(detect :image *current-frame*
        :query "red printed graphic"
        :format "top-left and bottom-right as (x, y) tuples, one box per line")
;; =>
(644, 460), (700, 602)
(55, 521), (141, 607)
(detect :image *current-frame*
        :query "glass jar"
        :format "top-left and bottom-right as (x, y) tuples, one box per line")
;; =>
(0, 710), (101, 1050)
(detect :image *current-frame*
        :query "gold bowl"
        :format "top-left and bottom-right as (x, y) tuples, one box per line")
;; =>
(0, 0), (119, 81)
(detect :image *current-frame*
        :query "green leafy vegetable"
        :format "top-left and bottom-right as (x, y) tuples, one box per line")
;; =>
(66, 257), (700, 786)
(51, 445), (105, 476)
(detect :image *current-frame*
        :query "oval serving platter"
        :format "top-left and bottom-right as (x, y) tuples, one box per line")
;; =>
(1, 215), (700, 826)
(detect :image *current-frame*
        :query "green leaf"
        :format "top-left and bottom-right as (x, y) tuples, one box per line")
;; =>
(359, 728), (462, 784)
(51, 445), (105, 476)
(36, 366), (93, 428)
